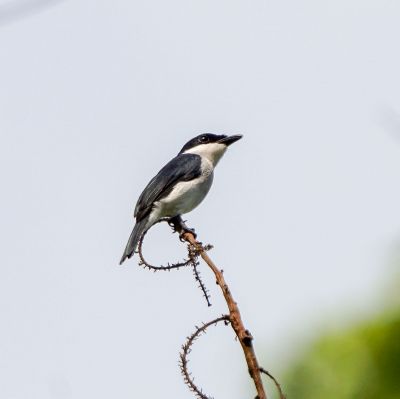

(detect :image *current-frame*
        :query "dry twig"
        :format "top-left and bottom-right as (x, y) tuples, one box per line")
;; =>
(180, 315), (230, 399)
(138, 220), (282, 399)
(137, 219), (192, 271)
(190, 255), (212, 307)
(136, 219), (212, 306)
(177, 225), (270, 399)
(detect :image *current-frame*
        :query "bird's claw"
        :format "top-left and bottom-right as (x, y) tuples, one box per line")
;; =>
(168, 221), (179, 234)
(168, 216), (197, 239)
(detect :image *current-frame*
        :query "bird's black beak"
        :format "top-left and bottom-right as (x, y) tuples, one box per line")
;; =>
(218, 134), (243, 146)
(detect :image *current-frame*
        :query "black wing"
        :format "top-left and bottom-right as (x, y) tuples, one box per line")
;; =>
(134, 153), (202, 221)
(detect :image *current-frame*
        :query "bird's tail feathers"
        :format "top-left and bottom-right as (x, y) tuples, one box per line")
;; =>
(119, 218), (148, 265)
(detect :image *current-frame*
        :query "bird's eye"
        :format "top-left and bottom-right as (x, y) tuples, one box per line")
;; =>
(199, 135), (209, 143)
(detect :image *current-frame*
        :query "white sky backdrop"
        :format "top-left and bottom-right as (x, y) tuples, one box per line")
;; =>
(1, 0), (400, 398)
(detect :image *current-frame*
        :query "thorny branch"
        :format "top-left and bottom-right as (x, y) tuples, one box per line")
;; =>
(138, 220), (284, 399)
(137, 218), (192, 271)
(190, 256), (212, 307)
(137, 219), (212, 305)
(180, 230), (270, 399)
(180, 316), (230, 399)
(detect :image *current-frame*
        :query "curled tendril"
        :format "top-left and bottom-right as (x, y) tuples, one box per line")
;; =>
(136, 218), (212, 306)
(136, 218), (193, 271)
(179, 315), (230, 399)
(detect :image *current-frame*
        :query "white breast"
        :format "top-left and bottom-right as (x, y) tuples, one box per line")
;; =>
(154, 158), (214, 218)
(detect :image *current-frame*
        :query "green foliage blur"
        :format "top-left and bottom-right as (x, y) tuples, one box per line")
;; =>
(282, 310), (400, 399)
(280, 255), (400, 399)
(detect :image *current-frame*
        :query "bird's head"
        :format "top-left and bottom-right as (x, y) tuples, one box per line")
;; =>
(179, 133), (242, 166)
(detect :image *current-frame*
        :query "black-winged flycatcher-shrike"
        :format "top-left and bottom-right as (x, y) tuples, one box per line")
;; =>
(119, 133), (242, 264)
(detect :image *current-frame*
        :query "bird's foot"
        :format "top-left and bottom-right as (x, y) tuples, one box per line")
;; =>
(168, 216), (181, 233)
(168, 215), (197, 240)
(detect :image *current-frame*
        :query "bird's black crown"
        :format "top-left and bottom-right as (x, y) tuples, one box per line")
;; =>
(179, 134), (227, 154)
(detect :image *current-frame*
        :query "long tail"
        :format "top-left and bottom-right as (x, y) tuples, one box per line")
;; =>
(119, 218), (149, 265)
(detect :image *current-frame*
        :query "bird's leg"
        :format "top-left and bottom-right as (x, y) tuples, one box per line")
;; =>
(168, 215), (197, 240)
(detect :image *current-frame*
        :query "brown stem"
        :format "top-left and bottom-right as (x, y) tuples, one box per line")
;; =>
(181, 231), (268, 399)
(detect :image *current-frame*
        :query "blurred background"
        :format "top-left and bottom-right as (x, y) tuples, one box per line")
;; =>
(0, 0), (399, 398)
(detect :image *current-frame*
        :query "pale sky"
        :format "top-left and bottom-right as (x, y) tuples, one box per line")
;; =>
(1, 1), (400, 398)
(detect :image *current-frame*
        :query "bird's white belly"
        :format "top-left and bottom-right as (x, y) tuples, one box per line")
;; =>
(156, 173), (214, 218)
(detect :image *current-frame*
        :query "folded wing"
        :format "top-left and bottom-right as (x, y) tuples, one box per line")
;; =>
(134, 153), (202, 221)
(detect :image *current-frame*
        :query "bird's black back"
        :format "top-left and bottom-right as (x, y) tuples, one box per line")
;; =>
(134, 153), (202, 221)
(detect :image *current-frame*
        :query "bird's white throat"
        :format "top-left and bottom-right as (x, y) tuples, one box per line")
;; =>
(183, 143), (227, 166)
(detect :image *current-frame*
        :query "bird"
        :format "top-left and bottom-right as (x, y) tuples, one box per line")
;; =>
(119, 133), (242, 264)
